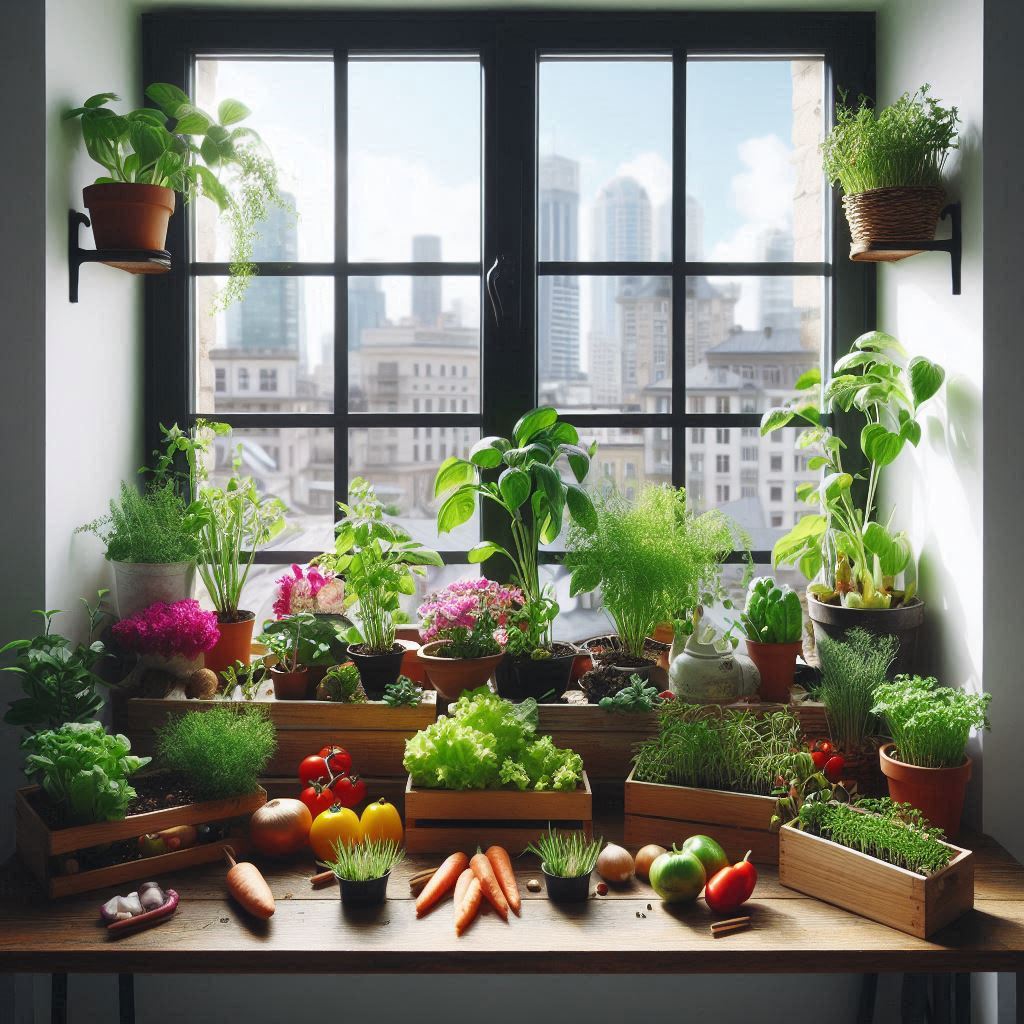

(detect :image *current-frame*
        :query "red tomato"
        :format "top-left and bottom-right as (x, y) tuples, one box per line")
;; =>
(299, 755), (329, 787)
(810, 750), (829, 770)
(323, 746), (352, 777)
(824, 755), (846, 783)
(330, 774), (367, 808)
(817, 740), (834, 755)
(300, 784), (336, 820)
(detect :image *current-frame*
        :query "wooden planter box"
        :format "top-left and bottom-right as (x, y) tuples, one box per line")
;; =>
(16, 783), (266, 899)
(538, 704), (659, 781)
(114, 695), (437, 780)
(778, 821), (975, 939)
(624, 767), (779, 864)
(404, 773), (593, 854)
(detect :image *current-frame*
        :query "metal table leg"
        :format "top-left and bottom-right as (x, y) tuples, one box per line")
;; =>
(119, 973), (136, 1024)
(50, 973), (67, 1024)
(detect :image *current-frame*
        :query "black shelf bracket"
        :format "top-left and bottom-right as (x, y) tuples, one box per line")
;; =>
(68, 209), (171, 303)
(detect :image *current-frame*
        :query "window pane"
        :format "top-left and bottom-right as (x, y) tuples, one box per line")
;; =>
(348, 59), (481, 262)
(348, 427), (480, 549)
(538, 58), (672, 262)
(194, 276), (333, 413)
(538, 276), (671, 411)
(685, 275), (822, 411)
(686, 59), (824, 262)
(348, 277), (480, 413)
(194, 58), (333, 262)
(207, 427), (335, 551)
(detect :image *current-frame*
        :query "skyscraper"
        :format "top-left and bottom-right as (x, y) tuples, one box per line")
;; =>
(412, 235), (442, 327)
(348, 276), (386, 352)
(538, 155), (581, 384)
(757, 227), (801, 331)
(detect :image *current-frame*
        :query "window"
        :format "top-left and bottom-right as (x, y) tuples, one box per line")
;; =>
(770, 485), (783, 502)
(690, 454), (704, 473)
(741, 447), (757, 462)
(238, 367), (249, 391)
(771, 513), (784, 528)
(145, 11), (869, 605)
(770, 454), (783, 472)
(716, 454), (730, 473)
(214, 368), (226, 393)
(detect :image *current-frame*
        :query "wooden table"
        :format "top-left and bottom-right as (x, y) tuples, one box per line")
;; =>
(1, 830), (1023, 1023)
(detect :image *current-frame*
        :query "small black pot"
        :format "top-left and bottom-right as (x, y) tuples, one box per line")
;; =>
(542, 866), (592, 903)
(347, 643), (405, 700)
(338, 871), (390, 907)
(495, 645), (578, 703)
(808, 595), (925, 676)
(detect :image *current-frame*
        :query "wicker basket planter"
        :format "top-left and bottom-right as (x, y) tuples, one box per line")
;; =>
(843, 185), (946, 258)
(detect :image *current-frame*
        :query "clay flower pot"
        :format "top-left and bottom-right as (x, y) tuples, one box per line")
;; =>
(204, 612), (256, 676)
(744, 639), (802, 703)
(879, 742), (972, 839)
(270, 664), (311, 700)
(83, 182), (175, 251)
(418, 641), (504, 701)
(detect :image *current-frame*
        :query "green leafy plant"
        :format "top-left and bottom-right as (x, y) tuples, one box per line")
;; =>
(821, 85), (960, 195)
(258, 613), (320, 674)
(22, 722), (150, 825)
(526, 828), (604, 878)
(219, 659), (267, 701)
(404, 686), (583, 792)
(598, 675), (663, 713)
(633, 703), (810, 796)
(737, 576), (802, 644)
(323, 838), (405, 881)
(318, 662), (367, 703)
(566, 485), (737, 659)
(258, 613), (346, 668)
(2, 596), (110, 734)
(816, 627), (897, 752)
(316, 478), (442, 654)
(63, 84), (290, 308)
(761, 331), (945, 607)
(383, 676), (423, 708)
(871, 675), (991, 769)
(432, 407), (597, 648)
(155, 705), (276, 800)
(77, 481), (201, 564)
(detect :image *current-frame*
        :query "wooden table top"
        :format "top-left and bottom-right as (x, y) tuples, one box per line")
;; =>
(1, 827), (1023, 975)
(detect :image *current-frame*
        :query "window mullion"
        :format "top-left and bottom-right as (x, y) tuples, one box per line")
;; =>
(334, 45), (349, 516)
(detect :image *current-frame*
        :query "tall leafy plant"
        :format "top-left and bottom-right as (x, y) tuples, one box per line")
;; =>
(761, 331), (944, 608)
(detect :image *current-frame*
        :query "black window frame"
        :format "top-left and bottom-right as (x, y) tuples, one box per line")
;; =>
(143, 9), (875, 572)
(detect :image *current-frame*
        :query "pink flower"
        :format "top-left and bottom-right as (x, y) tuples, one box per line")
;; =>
(316, 577), (346, 614)
(273, 564), (340, 618)
(417, 578), (524, 650)
(112, 599), (220, 659)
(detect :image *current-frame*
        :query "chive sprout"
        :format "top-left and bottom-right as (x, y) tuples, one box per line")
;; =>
(324, 839), (405, 882)
(526, 828), (603, 879)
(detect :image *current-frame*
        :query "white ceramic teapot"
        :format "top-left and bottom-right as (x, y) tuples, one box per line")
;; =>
(668, 630), (760, 703)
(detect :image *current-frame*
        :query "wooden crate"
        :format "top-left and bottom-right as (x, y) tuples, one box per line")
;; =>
(623, 767), (779, 864)
(778, 821), (975, 939)
(538, 704), (658, 781)
(114, 695), (437, 779)
(16, 784), (266, 899)
(404, 773), (593, 854)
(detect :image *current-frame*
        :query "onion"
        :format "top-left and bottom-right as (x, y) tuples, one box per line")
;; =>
(250, 798), (312, 858)
(596, 843), (634, 884)
(138, 882), (166, 912)
(634, 844), (668, 882)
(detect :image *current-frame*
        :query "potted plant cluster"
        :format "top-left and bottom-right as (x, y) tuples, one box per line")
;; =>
(821, 85), (960, 257)
(872, 675), (991, 838)
(64, 83), (289, 307)
(417, 578), (521, 700)
(762, 331), (945, 673)
(316, 477), (441, 699)
(432, 407), (597, 702)
(735, 576), (804, 702)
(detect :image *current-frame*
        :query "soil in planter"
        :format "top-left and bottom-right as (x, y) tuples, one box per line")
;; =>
(586, 636), (666, 668)
(579, 663), (641, 704)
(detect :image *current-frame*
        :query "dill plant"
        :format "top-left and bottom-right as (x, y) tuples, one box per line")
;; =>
(565, 485), (735, 659)
(816, 627), (896, 752)
(821, 85), (960, 195)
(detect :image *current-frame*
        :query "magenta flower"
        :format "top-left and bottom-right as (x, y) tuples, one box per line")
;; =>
(112, 599), (220, 659)
(418, 578), (524, 657)
(273, 563), (344, 618)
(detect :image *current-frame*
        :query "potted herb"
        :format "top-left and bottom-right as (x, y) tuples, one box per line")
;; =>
(382, 676), (424, 708)
(432, 407), (597, 702)
(417, 578), (521, 700)
(315, 661), (368, 703)
(822, 85), (960, 256)
(735, 576), (804, 702)
(761, 331), (945, 672)
(871, 675), (991, 838)
(323, 838), (405, 907)
(64, 84), (288, 307)
(317, 478), (441, 699)
(526, 828), (603, 903)
(78, 481), (201, 618)
(258, 613), (322, 700)
(112, 599), (220, 685)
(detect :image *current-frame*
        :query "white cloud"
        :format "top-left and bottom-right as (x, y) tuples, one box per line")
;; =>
(613, 150), (672, 209)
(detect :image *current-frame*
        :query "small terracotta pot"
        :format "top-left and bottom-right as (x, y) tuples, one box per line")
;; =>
(83, 182), (175, 251)
(348, 643), (406, 700)
(879, 742), (972, 839)
(204, 612), (255, 676)
(744, 639), (801, 703)
(419, 641), (504, 701)
(397, 636), (428, 686)
(271, 665), (311, 700)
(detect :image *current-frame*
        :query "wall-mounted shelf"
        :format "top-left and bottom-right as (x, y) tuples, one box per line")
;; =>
(68, 209), (171, 303)
(850, 202), (962, 295)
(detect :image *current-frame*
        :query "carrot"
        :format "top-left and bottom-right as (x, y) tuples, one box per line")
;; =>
(470, 851), (509, 921)
(455, 877), (482, 936)
(415, 851), (469, 917)
(485, 845), (521, 916)
(224, 846), (275, 920)
(453, 867), (475, 915)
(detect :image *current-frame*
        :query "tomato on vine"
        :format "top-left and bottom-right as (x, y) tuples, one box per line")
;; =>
(300, 782), (336, 820)
(330, 774), (367, 809)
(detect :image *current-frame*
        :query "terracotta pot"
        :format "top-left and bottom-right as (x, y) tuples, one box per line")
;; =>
(651, 622), (675, 645)
(418, 641), (504, 701)
(204, 612), (255, 676)
(83, 183), (175, 251)
(879, 742), (971, 839)
(347, 643), (406, 700)
(271, 665), (311, 700)
(397, 636), (428, 686)
(744, 639), (801, 702)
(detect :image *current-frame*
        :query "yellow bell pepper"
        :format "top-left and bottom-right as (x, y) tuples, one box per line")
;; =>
(359, 798), (404, 844)
(309, 805), (361, 860)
